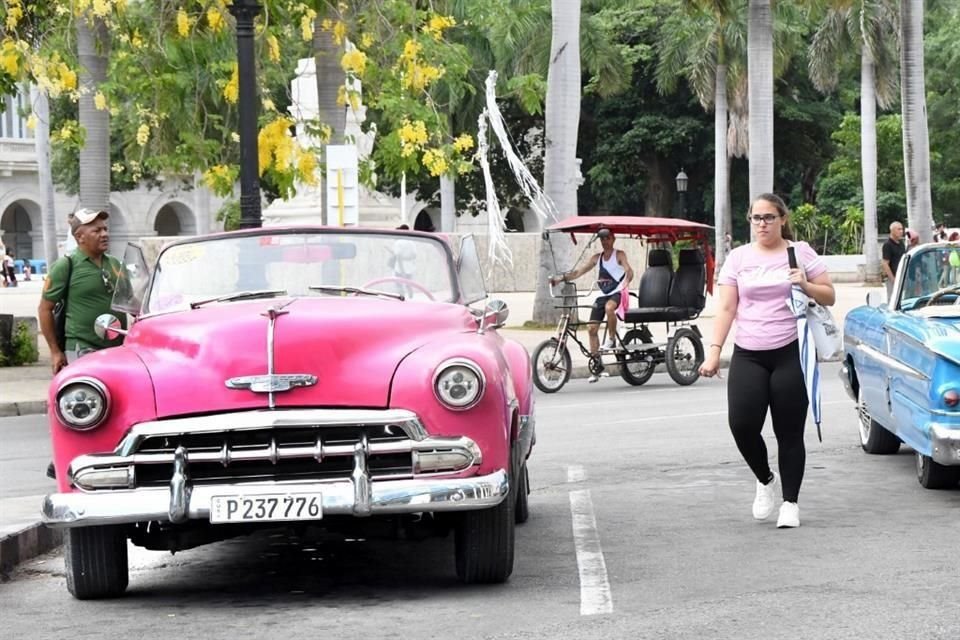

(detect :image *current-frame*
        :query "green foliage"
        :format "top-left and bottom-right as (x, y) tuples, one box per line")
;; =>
(215, 199), (240, 232)
(0, 322), (40, 367)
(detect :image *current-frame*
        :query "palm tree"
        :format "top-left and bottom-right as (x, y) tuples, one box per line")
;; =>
(747, 0), (774, 201)
(31, 85), (58, 264)
(76, 15), (111, 213)
(656, 0), (745, 266)
(531, 0), (581, 324)
(899, 0), (934, 242)
(313, 2), (347, 224)
(809, 0), (899, 283)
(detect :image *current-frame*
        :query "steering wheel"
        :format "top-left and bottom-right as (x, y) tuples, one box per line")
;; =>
(361, 277), (436, 300)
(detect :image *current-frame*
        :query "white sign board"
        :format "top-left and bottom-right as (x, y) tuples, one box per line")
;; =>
(325, 144), (359, 226)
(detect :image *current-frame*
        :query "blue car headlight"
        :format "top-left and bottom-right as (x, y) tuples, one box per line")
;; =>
(433, 359), (484, 410)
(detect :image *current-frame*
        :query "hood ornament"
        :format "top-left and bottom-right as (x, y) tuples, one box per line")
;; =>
(226, 374), (317, 393)
(225, 302), (315, 407)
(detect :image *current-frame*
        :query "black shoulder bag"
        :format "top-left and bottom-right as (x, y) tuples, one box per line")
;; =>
(53, 255), (73, 352)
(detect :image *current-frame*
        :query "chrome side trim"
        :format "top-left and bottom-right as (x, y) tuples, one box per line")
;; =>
(117, 409), (429, 456)
(42, 469), (510, 528)
(855, 343), (929, 381)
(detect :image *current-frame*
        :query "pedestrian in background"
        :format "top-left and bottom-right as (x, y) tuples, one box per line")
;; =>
(38, 209), (126, 374)
(698, 193), (836, 528)
(3, 249), (17, 287)
(882, 221), (906, 300)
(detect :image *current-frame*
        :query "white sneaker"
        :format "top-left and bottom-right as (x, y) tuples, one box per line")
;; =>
(777, 501), (800, 528)
(602, 339), (616, 350)
(752, 471), (780, 520)
(587, 374), (599, 383)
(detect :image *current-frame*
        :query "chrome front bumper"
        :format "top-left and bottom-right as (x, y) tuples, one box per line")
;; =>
(930, 424), (960, 466)
(42, 469), (509, 528)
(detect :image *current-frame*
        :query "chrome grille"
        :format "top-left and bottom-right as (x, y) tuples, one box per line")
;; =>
(130, 424), (415, 487)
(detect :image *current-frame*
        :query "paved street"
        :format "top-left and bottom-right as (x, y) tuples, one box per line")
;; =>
(1, 365), (957, 639)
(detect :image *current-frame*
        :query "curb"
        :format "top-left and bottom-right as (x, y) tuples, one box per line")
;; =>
(0, 522), (63, 580)
(0, 400), (48, 418)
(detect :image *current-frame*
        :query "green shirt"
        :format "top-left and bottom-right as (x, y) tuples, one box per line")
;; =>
(43, 249), (127, 351)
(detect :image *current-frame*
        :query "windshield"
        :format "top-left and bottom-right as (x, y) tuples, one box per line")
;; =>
(145, 231), (457, 314)
(900, 246), (960, 310)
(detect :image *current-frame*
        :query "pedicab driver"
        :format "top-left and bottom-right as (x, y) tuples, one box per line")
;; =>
(550, 228), (634, 379)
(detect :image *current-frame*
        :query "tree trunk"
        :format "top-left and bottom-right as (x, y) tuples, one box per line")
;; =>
(747, 0), (774, 202)
(900, 0), (934, 242)
(314, 7), (347, 222)
(32, 86), (58, 263)
(714, 63), (729, 266)
(860, 49), (881, 282)
(532, 0), (581, 323)
(440, 175), (456, 232)
(76, 16), (110, 212)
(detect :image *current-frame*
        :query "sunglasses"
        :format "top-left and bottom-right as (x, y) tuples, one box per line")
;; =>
(747, 213), (782, 225)
(101, 269), (115, 294)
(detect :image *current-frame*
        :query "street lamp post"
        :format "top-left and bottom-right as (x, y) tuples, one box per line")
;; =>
(229, 0), (263, 229)
(675, 169), (688, 219)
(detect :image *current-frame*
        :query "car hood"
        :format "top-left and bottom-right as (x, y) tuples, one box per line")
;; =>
(127, 297), (476, 418)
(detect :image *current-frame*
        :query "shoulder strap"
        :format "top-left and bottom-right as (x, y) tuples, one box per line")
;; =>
(63, 254), (74, 300)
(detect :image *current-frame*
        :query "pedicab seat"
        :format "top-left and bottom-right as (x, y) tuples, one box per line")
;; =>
(624, 248), (706, 323)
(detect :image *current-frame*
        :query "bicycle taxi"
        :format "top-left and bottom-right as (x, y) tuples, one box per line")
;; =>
(532, 216), (715, 393)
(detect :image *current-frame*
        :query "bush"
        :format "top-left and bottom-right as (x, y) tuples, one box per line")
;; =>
(0, 322), (40, 367)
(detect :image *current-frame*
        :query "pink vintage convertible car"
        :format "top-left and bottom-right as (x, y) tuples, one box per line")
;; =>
(42, 227), (535, 599)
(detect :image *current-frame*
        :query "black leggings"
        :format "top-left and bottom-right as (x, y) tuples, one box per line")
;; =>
(728, 341), (808, 503)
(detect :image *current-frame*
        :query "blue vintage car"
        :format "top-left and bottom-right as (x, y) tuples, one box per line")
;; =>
(841, 243), (960, 489)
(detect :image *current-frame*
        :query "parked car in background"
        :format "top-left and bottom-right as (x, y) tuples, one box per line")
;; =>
(841, 242), (960, 489)
(42, 227), (535, 598)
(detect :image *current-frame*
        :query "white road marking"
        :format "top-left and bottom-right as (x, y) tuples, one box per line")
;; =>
(569, 489), (613, 616)
(566, 465), (586, 483)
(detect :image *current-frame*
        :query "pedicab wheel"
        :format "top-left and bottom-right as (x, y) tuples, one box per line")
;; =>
(665, 327), (704, 386)
(916, 452), (960, 489)
(532, 338), (571, 393)
(857, 386), (900, 454)
(65, 525), (129, 599)
(617, 328), (656, 386)
(455, 470), (515, 583)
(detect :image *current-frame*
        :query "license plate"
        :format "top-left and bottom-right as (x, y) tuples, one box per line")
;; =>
(209, 492), (323, 524)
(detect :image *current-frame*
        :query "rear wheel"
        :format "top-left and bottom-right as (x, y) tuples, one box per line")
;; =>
(455, 472), (515, 583)
(857, 386), (900, 454)
(665, 327), (704, 386)
(65, 525), (129, 599)
(532, 338), (571, 393)
(618, 328), (656, 386)
(916, 452), (960, 489)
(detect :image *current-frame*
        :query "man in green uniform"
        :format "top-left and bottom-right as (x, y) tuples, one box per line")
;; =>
(38, 208), (126, 374)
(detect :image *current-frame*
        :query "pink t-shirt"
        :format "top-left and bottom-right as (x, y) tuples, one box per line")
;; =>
(718, 241), (827, 351)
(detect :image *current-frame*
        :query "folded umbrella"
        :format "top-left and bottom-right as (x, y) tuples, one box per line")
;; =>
(787, 246), (822, 442)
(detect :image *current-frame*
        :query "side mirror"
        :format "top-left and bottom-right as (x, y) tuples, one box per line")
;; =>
(865, 291), (884, 308)
(94, 314), (128, 340)
(478, 299), (509, 333)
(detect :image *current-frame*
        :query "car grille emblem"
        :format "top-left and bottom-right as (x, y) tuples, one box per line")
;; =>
(226, 374), (317, 393)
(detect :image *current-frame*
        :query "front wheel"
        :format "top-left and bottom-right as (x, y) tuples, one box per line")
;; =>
(532, 338), (571, 393)
(65, 525), (129, 599)
(916, 452), (960, 489)
(857, 386), (900, 454)
(617, 328), (656, 386)
(455, 476), (515, 583)
(665, 327), (704, 386)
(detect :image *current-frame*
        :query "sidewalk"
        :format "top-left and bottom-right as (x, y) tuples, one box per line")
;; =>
(0, 282), (880, 579)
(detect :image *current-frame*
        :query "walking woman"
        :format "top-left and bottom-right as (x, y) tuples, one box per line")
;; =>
(699, 193), (835, 528)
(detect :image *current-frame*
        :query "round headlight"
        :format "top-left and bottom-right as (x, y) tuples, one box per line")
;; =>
(433, 359), (485, 410)
(56, 378), (110, 430)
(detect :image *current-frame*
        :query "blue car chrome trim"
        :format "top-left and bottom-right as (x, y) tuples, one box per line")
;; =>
(42, 469), (509, 528)
(930, 424), (960, 466)
(855, 343), (929, 381)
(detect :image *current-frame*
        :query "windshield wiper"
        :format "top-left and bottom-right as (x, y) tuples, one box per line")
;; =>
(308, 285), (404, 301)
(189, 289), (287, 309)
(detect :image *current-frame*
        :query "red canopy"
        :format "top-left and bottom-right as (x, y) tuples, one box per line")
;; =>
(547, 216), (712, 240)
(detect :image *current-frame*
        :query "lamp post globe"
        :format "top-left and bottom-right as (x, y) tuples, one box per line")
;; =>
(675, 169), (688, 218)
(228, 0), (263, 229)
